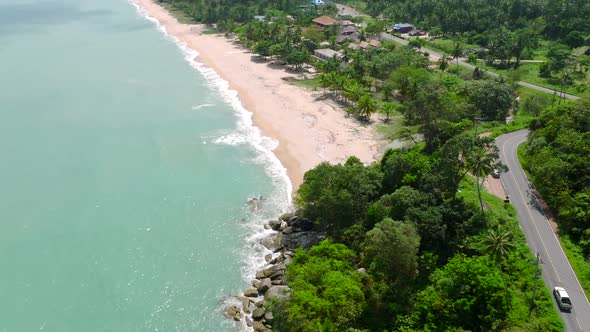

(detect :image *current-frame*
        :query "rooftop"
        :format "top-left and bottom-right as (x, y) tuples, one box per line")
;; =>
(313, 15), (338, 26)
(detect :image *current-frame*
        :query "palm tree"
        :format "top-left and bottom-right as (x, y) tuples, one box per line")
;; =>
(482, 228), (515, 305)
(482, 229), (515, 265)
(381, 80), (394, 101)
(380, 101), (398, 123)
(343, 81), (363, 106)
(438, 54), (449, 78)
(355, 94), (377, 120)
(319, 73), (330, 94)
(469, 148), (496, 214)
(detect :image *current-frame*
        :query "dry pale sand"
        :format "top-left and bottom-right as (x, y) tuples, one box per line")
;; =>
(133, 0), (383, 192)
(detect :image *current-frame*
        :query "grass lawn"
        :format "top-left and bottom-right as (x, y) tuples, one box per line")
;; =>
(289, 77), (322, 90)
(375, 114), (405, 140)
(425, 38), (479, 55)
(477, 62), (588, 96)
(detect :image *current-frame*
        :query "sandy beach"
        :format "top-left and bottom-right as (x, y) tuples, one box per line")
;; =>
(133, 0), (383, 192)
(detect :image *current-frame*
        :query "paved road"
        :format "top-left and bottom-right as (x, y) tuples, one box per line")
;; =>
(497, 130), (590, 332)
(380, 33), (580, 100)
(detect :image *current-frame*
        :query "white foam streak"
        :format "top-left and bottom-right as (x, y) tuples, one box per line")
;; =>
(130, 2), (293, 330)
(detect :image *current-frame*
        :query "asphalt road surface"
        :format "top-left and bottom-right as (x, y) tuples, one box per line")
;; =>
(380, 33), (580, 101)
(497, 130), (590, 332)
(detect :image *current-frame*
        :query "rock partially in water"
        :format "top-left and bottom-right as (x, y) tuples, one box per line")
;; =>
(279, 212), (294, 222)
(252, 307), (265, 320)
(260, 233), (281, 250)
(244, 288), (259, 298)
(258, 278), (272, 293)
(224, 305), (240, 319)
(268, 219), (282, 231)
(238, 296), (251, 314)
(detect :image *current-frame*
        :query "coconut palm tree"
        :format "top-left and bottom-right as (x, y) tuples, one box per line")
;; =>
(482, 228), (515, 305)
(482, 229), (515, 265)
(344, 81), (363, 106)
(355, 94), (377, 120)
(438, 54), (449, 78)
(469, 148), (496, 214)
(380, 101), (398, 123)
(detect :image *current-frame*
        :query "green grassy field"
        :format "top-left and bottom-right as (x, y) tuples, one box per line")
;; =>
(477, 62), (588, 96)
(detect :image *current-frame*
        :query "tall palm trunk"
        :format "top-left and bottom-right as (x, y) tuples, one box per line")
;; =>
(477, 176), (484, 214)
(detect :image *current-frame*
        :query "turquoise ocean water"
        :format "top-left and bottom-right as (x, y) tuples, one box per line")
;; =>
(0, 0), (290, 331)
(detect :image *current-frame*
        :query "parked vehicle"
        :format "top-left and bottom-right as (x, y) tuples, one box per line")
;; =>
(492, 169), (501, 178)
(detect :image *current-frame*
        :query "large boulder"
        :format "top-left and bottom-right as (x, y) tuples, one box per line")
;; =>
(244, 288), (259, 298)
(260, 233), (281, 250)
(258, 278), (272, 293)
(252, 279), (261, 289)
(238, 296), (251, 313)
(268, 219), (282, 231)
(279, 212), (294, 221)
(264, 285), (290, 301)
(288, 217), (314, 231)
(280, 231), (325, 250)
(260, 264), (284, 278)
(224, 305), (240, 318)
(271, 278), (286, 285)
(264, 311), (274, 323)
(253, 320), (271, 332)
(269, 269), (284, 280)
(252, 307), (265, 320)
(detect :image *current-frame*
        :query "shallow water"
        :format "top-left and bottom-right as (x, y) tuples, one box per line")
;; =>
(0, 0), (289, 331)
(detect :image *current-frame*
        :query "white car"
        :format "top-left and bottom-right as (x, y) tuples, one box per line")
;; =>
(553, 286), (572, 312)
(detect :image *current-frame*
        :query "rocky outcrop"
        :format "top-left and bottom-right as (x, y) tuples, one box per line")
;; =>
(224, 212), (325, 331)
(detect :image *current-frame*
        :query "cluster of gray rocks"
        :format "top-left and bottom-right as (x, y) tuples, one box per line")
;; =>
(224, 212), (324, 332)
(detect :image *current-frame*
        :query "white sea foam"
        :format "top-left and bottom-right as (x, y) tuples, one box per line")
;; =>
(130, 2), (293, 330)
(191, 103), (214, 110)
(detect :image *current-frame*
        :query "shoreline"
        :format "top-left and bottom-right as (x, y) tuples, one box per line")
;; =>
(132, 0), (383, 194)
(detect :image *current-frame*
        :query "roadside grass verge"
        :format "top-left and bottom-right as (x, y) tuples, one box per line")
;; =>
(457, 177), (564, 331)
(559, 237), (590, 299)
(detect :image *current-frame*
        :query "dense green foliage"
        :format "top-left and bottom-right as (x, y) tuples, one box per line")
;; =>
(525, 98), (590, 254)
(153, 1), (577, 330)
(366, 0), (590, 40)
(280, 142), (562, 331)
(158, 0), (307, 23)
(272, 241), (366, 330)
